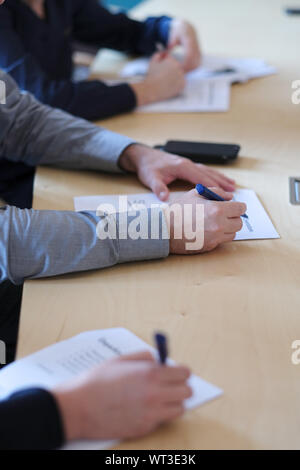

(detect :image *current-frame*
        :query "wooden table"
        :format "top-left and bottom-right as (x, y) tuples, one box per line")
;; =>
(17, 0), (300, 449)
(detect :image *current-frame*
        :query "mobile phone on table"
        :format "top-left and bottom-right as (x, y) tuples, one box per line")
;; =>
(155, 140), (240, 164)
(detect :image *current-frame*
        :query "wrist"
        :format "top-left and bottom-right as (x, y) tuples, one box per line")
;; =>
(118, 143), (149, 173)
(52, 388), (84, 442)
(130, 79), (159, 107)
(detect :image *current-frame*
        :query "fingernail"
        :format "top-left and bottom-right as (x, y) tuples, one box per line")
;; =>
(159, 191), (167, 200)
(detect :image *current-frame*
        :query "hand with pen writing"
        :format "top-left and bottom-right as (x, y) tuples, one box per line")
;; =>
(131, 52), (185, 107)
(53, 352), (191, 441)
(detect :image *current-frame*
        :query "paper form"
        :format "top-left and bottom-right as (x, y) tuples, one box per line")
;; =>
(0, 328), (223, 450)
(137, 78), (231, 113)
(73, 189), (279, 241)
(233, 189), (279, 241)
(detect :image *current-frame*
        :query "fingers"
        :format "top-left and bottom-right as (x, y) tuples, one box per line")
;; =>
(180, 29), (201, 71)
(202, 167), (236, 192)
(118, 351), (155, 362)
(203, 187), (234, 201)
(172, 159), (235, 192)
(157, 365), (191, 383)
(224, 216), (243, 234)
(151, 176), (170, 201)
(224, 201), (247, 217)
(160, 384), (193, 403)
(222, 233), (237, 243)
(158, 403), (185, 423)
(182, 40), (201, 72)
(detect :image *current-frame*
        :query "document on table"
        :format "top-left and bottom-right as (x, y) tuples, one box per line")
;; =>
(120, 55), (276, 113)
(138, 78), (231, 113)
(0, 328), (223, 450)
(74, 189), (279, 241)
(121, 54), (276, 83)
(233, 189), (279, 241)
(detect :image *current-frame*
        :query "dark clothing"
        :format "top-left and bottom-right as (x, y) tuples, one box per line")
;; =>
(0, 388), (65, 449)
(0, 159), (34, 366)
(0, 0), (172, 120)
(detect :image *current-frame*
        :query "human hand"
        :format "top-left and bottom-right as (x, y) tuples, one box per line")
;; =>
(168, 19), (201, 72)
(53, 351), (192, 441)
(119, 145), (236, 200)
(164, 188), (246, 253)
(131, 53), (185, 106)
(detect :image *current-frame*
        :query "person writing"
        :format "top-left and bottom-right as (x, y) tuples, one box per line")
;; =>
(0, 69), (244, 364)
(1, 351), (192, 449)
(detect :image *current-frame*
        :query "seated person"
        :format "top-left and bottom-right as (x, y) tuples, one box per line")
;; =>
(1, 351), (192, 449)
(0, 69), (244, 364)
(0, 0), (201, 120)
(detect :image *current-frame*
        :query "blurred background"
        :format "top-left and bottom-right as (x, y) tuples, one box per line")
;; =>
(103, 0), (146, 12)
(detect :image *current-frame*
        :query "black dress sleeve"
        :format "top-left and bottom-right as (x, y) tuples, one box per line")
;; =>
(0, 388), (65, 450)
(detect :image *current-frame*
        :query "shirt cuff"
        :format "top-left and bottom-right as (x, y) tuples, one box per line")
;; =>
(87, 129), (136, 174)
(116, 207), (170, 263)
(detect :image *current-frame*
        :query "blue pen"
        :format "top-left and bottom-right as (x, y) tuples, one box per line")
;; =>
(154, 333), (168, 365)
(195, 184), (248, 219)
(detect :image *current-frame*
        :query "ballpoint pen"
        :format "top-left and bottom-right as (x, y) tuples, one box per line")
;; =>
(196, 184), (248, 218)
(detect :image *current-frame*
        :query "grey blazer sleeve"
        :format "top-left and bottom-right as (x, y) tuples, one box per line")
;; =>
(0, 71), (134, 173)
(0, 205), (169, 285)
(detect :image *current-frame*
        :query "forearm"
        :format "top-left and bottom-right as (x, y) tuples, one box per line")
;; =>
(73, 0), (171, 56)
(0, 71), (134, 172)
(0, 206), (169, 285)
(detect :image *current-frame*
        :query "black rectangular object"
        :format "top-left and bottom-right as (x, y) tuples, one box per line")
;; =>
(157, 140), (240, 164)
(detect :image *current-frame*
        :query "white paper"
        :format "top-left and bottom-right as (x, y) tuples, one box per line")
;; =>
(74, 189), (279, 241)
(139, 78), (230, 113)
(121, 54), (276, 83)
(233, 189), (279, 241)
(74, 192), (182, 213)
(0, 328), (222, 450)
(120, 55), (276, 113)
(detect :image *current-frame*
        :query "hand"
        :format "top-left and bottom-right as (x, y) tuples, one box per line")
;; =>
(168, 19), (201, 72)
(119, 144), (236, 199)
(164, 188), (246, 253)
(53, 352), (191, 441)
(131, 53), (185, 107)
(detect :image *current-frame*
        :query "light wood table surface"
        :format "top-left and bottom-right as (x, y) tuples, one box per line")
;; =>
(17, 0), (300, 449)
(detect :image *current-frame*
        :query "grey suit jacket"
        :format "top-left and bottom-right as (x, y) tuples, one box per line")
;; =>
(0, 71), (169, 284)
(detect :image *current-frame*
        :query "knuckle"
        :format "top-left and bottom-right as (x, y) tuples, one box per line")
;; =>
(237, 219), (243, 231)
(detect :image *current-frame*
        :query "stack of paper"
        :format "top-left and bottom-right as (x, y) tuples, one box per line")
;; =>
(0, 328), (223, 450)
(120, 55), (276, 113)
